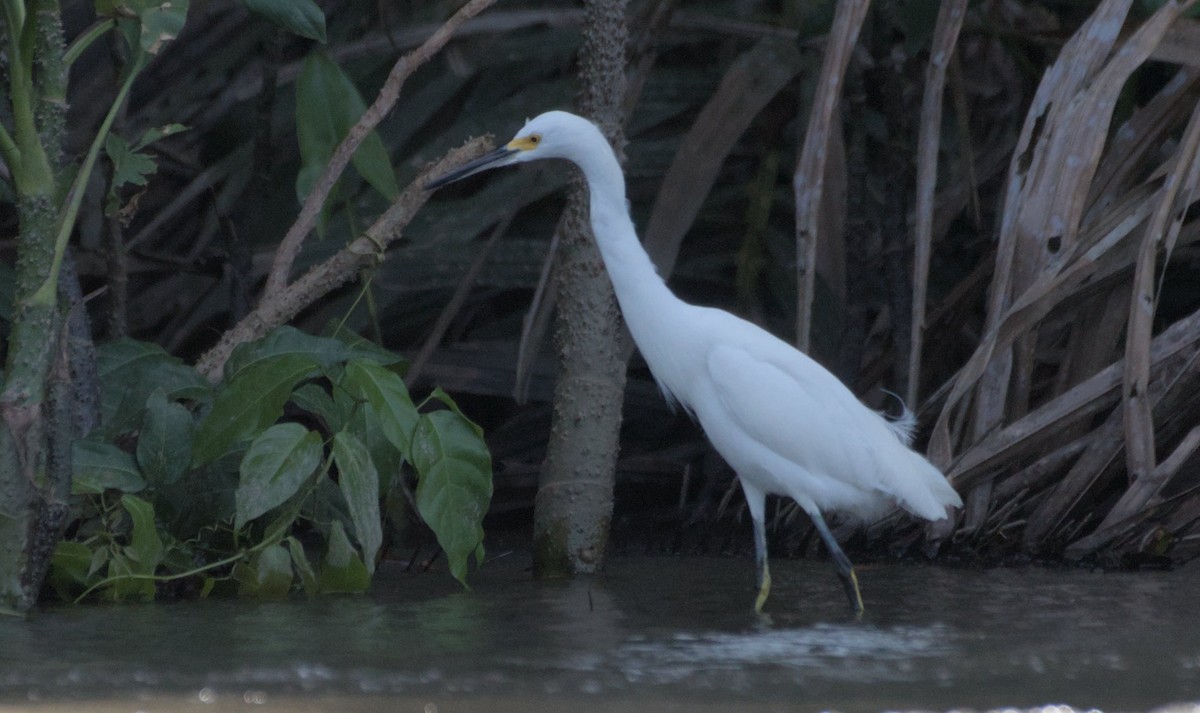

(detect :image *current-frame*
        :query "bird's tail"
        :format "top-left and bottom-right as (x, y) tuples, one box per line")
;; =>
(879, 390), (916, 446)
(893, 449), (962, 522)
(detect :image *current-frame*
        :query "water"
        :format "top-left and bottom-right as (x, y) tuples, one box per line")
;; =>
(1, 555), (1198, 712)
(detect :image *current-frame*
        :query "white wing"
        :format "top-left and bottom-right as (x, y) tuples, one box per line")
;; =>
(699, 317), (958, 521)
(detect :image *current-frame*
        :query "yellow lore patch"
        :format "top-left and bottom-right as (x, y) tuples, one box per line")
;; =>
(507, 134), (542, 151)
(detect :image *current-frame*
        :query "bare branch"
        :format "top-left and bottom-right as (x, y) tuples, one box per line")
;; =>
(794, 0), (870, 352)
(930, 0), (1186, 465)
(195, 137), (494, 381)
(262, 0), (498, 299)
(1120, 97), (1200, 504)
(908, 0), (967, 407)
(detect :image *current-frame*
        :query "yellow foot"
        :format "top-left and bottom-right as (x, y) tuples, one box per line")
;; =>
(846, 567), (864, 617)
(754, 567), (772, 614)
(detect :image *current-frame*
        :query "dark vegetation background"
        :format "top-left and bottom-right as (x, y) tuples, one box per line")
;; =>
(13, 0), (1200, 580)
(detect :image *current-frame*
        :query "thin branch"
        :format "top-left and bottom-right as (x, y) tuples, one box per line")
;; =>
(1066, 422), (1200, 557)
(195, 137), (493, 382)
(908, 0), (967, 407)
(929, 0), (1145, 465)
(793, 0), (870, 352)
(31, 53), (146, 307)
(949, 300), (1200, 485)
(1120, 97), (1200, 500)
(262, 0), (497, 298)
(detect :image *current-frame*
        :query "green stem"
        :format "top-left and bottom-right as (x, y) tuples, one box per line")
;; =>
(73, 454), (334, 603)
(2, 0), (26, 35)
(63, 18), (115, 66)
(73, 497), (309, 605)
(31, 52), (146, 306)
(332, 271), (374, 337)
(72, 547), (251, 604)
(4, 0), (54, 197)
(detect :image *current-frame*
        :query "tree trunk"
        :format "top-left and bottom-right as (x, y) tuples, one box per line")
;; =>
(0, 197), (64, 616)
(0, 0), (76, 617)
(533, 0), (629, 577)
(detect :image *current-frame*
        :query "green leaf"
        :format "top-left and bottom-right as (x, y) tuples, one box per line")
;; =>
(346, 395), (403, 489)
(153, 458), (238, 538)
(122, 494), (164, 572)
(107, 553), (155, 603)
(106, 361), (208, 438)
(291, 383), (346, 432)
(98, 0), (189, 55)
(137, 389), (195, 485)
(411, 410), (493, 586)
(234, 544), (294, 598)
(162, 546), (197, 575)
(295, 52), (399, 205)
(261, 508), (298, 548)
(332, 432), (382, 574)
(235, 423), (323, 529)
(193, 354), (321, 466)
(49, 541), (98, 599)
(73, 440), (146, 494)
(342, 360), (418, 453)
(133, 0), (189, 55)
(97, 338), (209, 438)
(223, 326), (353, 382)
(98, 336), (164, 376)
(286, 537), (319, 596)
(325, 326), (406, 367)
(318, 521), (371, 593)
(306, 471), (354, 540)
(51, 541), (94, 585)
(426, 387), (484, 438)
(105, 133), (157, 191)
(243, 0), (326, 42)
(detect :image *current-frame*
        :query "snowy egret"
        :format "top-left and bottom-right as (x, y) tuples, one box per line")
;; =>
(426, 111), (961, 615)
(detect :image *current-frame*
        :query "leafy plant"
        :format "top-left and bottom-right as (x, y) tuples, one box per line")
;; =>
(295, 51), (399, 210)
(0, 0), (193, 615)
(242, 0), (327, 42)
(50, 327), (493, 602)
(0, 0), (502, 616)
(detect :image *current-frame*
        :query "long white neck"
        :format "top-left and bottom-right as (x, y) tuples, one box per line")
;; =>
(561, 125), (696, 406)
(568, 130), (678, 319)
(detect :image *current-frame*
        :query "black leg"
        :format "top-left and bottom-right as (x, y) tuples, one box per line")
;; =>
(752, 515), (771, 613)
(809, 509), (864, 616)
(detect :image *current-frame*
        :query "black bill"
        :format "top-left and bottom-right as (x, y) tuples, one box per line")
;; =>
(424, 146), (518, 190)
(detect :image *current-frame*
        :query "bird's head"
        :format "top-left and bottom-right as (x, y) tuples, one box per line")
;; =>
(425, 111), (596, 189)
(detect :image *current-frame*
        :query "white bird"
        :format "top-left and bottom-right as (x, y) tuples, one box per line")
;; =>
(427, 110), (961, 615)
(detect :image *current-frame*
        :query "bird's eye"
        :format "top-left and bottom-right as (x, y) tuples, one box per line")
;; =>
(529, 134), (541, 145)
